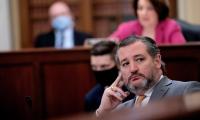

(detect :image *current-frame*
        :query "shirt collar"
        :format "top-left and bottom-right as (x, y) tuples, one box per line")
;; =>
(144, 75), (163, 97)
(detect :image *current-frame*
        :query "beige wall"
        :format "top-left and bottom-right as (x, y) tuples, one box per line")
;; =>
(0, 0), (20, 51)
(0, 0), (12, 51)
(178, 0), (200, 24)
(10, 0), (21, 50)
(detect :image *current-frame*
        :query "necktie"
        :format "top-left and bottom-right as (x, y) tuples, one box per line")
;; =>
(60, 32), (64, 48)
(134, 95), (146, 108)
(55, 31), (64, 48)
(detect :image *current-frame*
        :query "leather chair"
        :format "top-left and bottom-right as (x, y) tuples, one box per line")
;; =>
(176, 19), (200, 42)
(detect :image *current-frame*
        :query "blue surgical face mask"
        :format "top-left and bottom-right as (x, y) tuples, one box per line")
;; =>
(51, 16), (74, 31)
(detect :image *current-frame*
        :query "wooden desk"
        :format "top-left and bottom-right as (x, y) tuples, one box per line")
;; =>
(0, 43), (200, 120)
(160, 43), (200, 81)
(0, 47), (94, 120)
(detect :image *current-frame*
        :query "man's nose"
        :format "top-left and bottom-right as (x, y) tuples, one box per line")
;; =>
(129, 62), (138, 73)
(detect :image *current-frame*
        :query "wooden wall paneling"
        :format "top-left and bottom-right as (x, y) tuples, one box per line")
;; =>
(42, 62), (92, 118)
(19, 0), (32, 48)
(0, 64), (34, 120)
(169, 0), (177, 18)
(160, 43), (200, 81)
(1, 44), (200, 119)
(0, 47), (95, 119)
(78, 0), (93, 33)
(164, 58), (199, 81)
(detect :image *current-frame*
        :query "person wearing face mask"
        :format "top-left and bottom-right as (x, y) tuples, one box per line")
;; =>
(84, 41), (134, 112)
(109, 0), (186, 45)
(35, 1), (93, 48)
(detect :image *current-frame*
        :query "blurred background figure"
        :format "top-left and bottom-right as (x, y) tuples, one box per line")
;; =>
(109, 0), (186, 45)
(84, 40), (134, 112)
(35, 1), (92, 48)
(84, 41), (118, 112)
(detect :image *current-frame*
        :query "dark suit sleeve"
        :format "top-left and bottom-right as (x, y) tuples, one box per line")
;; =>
(34, 31), (55, 48)
(34, 34), (45, 48)
(74, 31), (93, 46)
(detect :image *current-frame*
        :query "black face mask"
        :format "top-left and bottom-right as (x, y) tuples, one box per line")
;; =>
(93, 66), (119, 87)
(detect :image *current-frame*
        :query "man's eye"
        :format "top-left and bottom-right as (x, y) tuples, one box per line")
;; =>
(136, 58), (144, 63)
(122, 62), (129, 67)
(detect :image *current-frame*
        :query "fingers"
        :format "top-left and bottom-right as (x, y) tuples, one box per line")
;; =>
(107, 86), (129, 101)
(111, 86), (127, 97)
(105, 72), (129, 102)
(108, 91), (123, 101)
(111, 72), (123, 87)
(117, 80), (124, 88)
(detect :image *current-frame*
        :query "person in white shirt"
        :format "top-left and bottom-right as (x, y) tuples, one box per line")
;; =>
(35, 1), (92, 48)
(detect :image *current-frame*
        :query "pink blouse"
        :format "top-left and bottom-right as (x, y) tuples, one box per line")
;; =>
(109, 18), (186, 45)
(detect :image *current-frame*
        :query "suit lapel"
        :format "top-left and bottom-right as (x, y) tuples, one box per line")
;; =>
(149, 76), (172, 101)
(74, 30), (79, 45)
(50, 30), (55, 46)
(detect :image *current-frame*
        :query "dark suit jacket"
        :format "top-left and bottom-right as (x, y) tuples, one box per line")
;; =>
(34, 30), (93, 48)
(84, 84), (135, 112)
(116, 76), (200, 109)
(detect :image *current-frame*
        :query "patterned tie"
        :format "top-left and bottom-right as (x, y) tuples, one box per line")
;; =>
(134, 95), (146, 108)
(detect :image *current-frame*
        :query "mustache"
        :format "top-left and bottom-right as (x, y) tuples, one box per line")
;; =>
(128, 73), (146, 81)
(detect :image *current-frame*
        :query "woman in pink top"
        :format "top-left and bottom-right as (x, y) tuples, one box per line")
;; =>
(110, 0), (186, 45)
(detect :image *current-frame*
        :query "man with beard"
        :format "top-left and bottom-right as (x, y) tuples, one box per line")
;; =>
(96, 36), (200, 117)
(85, 41), (133, 112)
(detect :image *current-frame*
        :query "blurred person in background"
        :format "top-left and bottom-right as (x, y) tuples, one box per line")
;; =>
(35, 1), (92, 48)
(85, 41), (133, 112)
(109, 0), (186, 45)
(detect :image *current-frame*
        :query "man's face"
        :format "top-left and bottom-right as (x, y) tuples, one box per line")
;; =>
(49, 2), (72, 21)
(91, 54), (116, 71)
(117, 41), (161, 94)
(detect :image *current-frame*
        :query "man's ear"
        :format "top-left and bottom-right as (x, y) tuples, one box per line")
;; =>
(154, 54), (162, 69)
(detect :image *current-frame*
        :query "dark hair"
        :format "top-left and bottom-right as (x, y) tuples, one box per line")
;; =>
(91, 41), (117, 59)
(115, 35), (166, 74)
(116, 35), (160, 60)
(132, 0), (169, 21)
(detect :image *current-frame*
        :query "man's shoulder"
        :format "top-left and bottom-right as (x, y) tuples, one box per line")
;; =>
(171, 80), (200, 93)
(34, 30), (55, 47)
(35, 30), (55, 42)
(153, 76), (200, 97)
(74, 30), (93, 38)
(171, 79), (200, 86)
(159, 77), (200, 96)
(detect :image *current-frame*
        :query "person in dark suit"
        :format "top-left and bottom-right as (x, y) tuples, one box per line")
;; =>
(35, 1), (92, 48)
(84, 41), (135, 112)
(84, 41), (118, 112)
(95, 35), (200, 117)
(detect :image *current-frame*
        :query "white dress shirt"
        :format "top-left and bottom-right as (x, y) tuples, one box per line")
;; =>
(55, 28), (74, 48)
(135, 75), (164, 107)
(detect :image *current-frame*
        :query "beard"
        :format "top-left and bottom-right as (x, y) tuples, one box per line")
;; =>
(125, 73), (155, 95)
